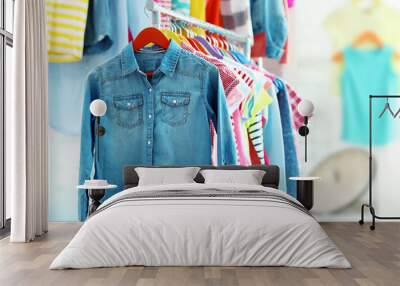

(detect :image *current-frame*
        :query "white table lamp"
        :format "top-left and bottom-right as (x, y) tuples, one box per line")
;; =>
(90, 99), (107, 163)
(298, 100), (315, 162)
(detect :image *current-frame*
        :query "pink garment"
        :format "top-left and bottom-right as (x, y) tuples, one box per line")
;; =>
(285, 84), (304, 130)
(210, 122), (218, 166)
(232, 110), (251, 165)
(288, 0), (295, 8)
(154, 0), (172, 29)
(182, 45), (242, 111)
(183, 45), (248, 165)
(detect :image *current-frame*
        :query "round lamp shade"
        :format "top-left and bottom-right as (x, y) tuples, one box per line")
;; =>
(90, 99), (107, 117)
(298, 100), (315, 117)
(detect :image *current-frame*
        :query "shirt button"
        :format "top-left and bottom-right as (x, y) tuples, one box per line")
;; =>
(149, 88), (152, 93)
(147, 140), (151, 145)
(148, 114), (152, 119)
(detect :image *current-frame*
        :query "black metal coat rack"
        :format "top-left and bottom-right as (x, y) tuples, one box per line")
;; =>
(359, 95), (400, 230)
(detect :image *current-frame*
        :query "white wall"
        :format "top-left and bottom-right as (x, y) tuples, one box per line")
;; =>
(285, 0), (400, 220)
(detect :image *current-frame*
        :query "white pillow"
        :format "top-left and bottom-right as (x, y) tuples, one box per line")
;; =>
(200, 169), (266, 185)
(135, 167), (200, 186)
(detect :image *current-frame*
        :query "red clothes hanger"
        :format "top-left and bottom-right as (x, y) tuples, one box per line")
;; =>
(333, 31), (400, 62)
(133, 27), (169, 51)
(133, 27), (170, 76)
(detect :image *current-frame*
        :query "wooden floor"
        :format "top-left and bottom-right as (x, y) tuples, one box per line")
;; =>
(0, 222), (399, 286)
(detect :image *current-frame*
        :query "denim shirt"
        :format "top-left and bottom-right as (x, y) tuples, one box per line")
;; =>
(84, 0), (114, 55)
(79, 41), (237, 220)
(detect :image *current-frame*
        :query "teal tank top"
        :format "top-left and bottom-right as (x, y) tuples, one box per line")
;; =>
(341, 46), (398, 146)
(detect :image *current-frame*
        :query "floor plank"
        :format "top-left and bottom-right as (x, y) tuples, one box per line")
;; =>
(0, 222), (399, 286)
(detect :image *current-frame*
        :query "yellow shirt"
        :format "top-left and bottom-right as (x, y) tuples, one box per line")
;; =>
(190, 0), (206, 20)
(190, 0), (206, 35)
(46, 0), (89, 62)
(325, 2), (400, 50)
(325, 3), (400, 94)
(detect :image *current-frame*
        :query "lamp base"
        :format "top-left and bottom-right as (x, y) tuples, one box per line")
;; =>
(96, 126), (106, 136)
(298, 126), (309, 137)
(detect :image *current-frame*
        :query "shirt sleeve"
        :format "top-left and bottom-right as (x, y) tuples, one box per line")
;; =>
(78, 72), (97, 220)
(264, 0), (288, 59)
(206, 67), (238, 165)
(84, 0), (114, 55)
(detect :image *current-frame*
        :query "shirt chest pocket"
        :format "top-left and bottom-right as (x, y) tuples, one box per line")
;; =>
(161, 92), (190, 126)
(113, 94), (144, 129)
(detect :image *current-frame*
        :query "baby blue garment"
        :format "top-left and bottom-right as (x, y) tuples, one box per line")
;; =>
(264, 91), (287, 193)
(274, 78), (299, 198)
(250, 0), (288, 59)
(48, 0), (152, 135)
(341, 46), (398, 146)
(78, 42), (237, 220)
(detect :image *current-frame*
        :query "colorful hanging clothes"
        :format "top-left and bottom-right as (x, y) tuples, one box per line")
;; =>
(240, 71), (273, 166)
(224, 58), (275, 166)
(220, 0), (254, 37)
(46, 0), (90, 62)
(248, 63), (303, 130)
(181, 44), (249, 113)
(341, 46), (398, 146)
(181, 44), (258, 165)
(79, 41), (237, 220)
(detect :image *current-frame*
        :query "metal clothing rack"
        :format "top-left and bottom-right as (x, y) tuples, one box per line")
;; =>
(359, 95), (400, 230)
(145, 0), (254, 59)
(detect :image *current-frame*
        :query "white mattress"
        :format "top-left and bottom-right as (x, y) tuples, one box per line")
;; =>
(50, 183), (350, 269)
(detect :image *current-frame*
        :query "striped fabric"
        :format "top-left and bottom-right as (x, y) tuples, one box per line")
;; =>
(286, 84), (304, 130)
(220, 0), (253, 37)
(46, 0), (89, 62)
(247, 112), (265, 164)
(154, 0), (172, 29)
(172, 0), (190, 15)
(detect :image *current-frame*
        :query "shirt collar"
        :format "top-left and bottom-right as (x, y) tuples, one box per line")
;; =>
(121, 40), (181, 78)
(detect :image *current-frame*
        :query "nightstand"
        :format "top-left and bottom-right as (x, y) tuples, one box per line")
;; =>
(77, 180), (117, 216)
(289, 177), (320, 210)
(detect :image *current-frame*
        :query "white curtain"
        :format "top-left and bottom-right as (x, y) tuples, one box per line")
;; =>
(9, 0), (48, 242)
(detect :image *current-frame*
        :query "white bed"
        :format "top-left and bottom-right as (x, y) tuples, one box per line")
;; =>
(50, 183), (350, 269)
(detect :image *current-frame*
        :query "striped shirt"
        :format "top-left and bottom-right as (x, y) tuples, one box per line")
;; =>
(46, 0), (89, 62)
(154, 0), (172, 29)
(247, 112), (265, 164)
